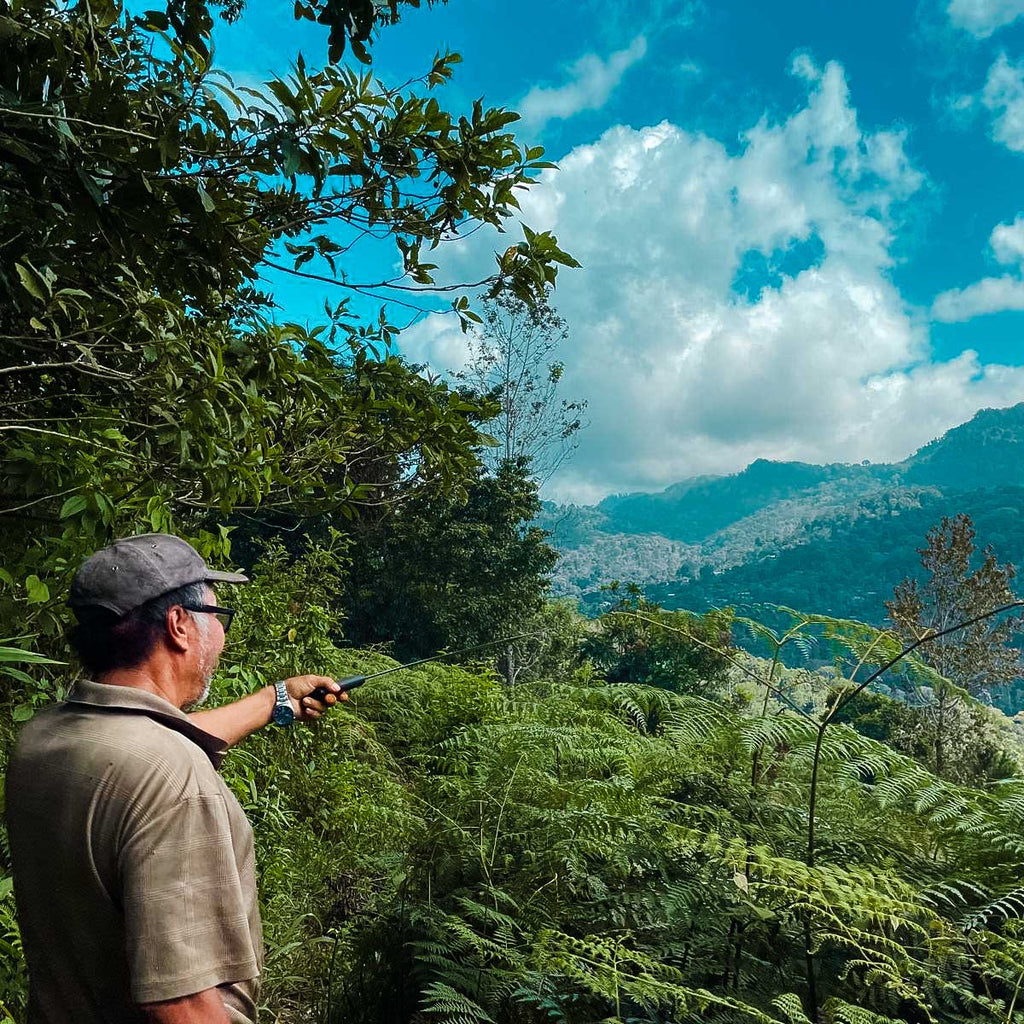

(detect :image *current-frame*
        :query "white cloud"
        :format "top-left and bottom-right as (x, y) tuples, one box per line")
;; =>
(518, 36), (648, 129)
(932, 213), (1024, 320)
(403, 58), (1024, 501)
(990, 212), (1024, 263)
(946, 92), (978, 127)
(932, 275), (1024, 320)
(981, 53), (1024, 151)
(947, 0), (1024, 37)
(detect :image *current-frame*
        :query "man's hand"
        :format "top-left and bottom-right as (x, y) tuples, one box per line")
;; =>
(284, 674), (348, 721)
(189, 674), (348, 747)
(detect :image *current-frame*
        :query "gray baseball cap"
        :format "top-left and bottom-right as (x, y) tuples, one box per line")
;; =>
(69, 533), (249, 617)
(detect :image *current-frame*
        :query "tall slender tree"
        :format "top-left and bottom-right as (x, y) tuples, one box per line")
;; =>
(886, 513), (1023, 775)
(456, 292), (587, 484)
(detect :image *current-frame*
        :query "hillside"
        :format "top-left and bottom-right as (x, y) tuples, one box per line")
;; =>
(633, 486), (1024, 622)
(594, 459), (897, 542)
(545, 403), (1024, 606)
(903, 403), (1024, 489)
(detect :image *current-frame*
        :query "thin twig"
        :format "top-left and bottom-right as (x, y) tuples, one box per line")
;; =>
(0, 107), (158, 140)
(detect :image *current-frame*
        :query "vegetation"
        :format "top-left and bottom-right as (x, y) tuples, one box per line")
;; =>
(887, 514), (1023, 775)
(543, 405), (1024, 615)
(0, 0), (577, 647)
(339, 458), (559, 667)
(11, 540), (1024, 1024)
(5, 2), (1024, 1024)
(454, 292), (588, 484)
(642, 486), (1024, 629)
(582, 596), (734, 697)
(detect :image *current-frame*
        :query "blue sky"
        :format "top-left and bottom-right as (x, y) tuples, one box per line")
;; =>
(212, 0), (1024, 501)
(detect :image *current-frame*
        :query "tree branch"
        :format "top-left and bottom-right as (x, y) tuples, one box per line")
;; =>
(0, 107), (158, 140)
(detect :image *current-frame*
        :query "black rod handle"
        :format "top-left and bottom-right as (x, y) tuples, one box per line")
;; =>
(308, 675), (366, 703)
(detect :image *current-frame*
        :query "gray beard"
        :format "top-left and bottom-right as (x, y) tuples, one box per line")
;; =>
(183, 615), (216, 710)
(184, 678), (212, 711)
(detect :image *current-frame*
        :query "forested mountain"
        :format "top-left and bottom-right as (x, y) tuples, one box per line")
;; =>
(595, 459), (897, 542)
(902, 403), (1024, 489)
(640, 486), (1024, 621)
(544, 403), (1024, 608)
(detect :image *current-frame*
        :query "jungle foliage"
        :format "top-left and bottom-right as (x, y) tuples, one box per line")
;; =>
(339, 458), (559, 664)
(4, 2), (1024, 1024)
(0, 0), (576, 651)
(9, 545), (1024, 1024)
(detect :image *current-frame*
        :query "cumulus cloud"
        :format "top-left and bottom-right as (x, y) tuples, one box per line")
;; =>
(991, 209), (1024, 260)
(990, 212), (1024, 262)
(403, 57), (1024, 501)
(980, 53), (1024, 151)
(518, 36), (647, 128)
(932, 275), (1024, 320)
(947, 0), (1024, 37)
(932, 212), (1024, 320)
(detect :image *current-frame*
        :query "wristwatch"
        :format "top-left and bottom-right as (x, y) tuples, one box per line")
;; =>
(271, 680), (295, 727)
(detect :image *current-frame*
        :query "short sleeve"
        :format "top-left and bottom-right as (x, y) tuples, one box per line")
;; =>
(119, 792), (260, 1005)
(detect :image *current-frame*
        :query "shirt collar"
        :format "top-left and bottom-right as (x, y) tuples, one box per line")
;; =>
(66, 679), (228, 769)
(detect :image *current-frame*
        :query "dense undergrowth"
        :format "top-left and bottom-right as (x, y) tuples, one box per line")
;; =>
(6, 550), (1024, 1024)
(4, 0), (1024, 1020)
(213, 619), (1024, 1024)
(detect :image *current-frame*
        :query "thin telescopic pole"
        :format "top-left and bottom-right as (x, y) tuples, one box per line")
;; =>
(309, 628), (555, 699)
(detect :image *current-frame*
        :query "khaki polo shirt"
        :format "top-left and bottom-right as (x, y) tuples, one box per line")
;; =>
(5, 680), (263, 1023)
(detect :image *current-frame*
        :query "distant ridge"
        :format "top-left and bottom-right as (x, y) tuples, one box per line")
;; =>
(592, 459), (895, 544)
(639, 484), (1024, 624)
(541, 403), (1024, 606)
(902, 403), (1024, 490)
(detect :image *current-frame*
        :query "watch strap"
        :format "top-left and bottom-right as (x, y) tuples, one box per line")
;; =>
(272, 680), (294, 726)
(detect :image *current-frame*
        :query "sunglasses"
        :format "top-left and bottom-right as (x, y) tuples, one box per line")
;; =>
(183, 604), (236, 634)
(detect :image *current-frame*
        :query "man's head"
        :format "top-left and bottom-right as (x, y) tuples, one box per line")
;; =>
(68, 535), (248, 708)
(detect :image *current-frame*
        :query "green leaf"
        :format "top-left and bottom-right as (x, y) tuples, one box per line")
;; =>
(53, 118), (76, 143)
(139, 8), (169, 30)
(75, 166), (105, 206)
(4, 667), (37, 686)
(350, 36), (372, 64)
(196, 183), (216, 213)
(24, 575), (50, 605)
(15, 261), (49, 302)
(12, 704), (35, 723)
(60, 494), (88, 518)
(0, 646), (63, 666)
(0, 132), (40, 162)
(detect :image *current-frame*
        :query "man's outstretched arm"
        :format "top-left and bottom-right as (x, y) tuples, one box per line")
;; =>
(188, 674), (344, 747)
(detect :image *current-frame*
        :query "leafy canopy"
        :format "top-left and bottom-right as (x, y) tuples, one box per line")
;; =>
(0, 0), (576, 639)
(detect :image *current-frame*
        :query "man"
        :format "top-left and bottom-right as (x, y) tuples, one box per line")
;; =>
(5, 533), (344, 1024)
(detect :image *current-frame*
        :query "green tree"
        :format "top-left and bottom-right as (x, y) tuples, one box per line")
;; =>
(886, 513), (1024, 775)
(455, 292), (587, 484)
(497, 597), (589, 686)
(340, 459), (558, 664)
(833, 686), (1020, 785)
(210, 0), (448, 63)
(0, 0), (576, 642)
(584, 597), (734, 697)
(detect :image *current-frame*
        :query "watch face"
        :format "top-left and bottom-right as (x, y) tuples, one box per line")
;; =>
(273, 701), (295, 726)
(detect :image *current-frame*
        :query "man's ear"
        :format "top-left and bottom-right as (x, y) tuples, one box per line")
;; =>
(164, 605), (193, 653)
